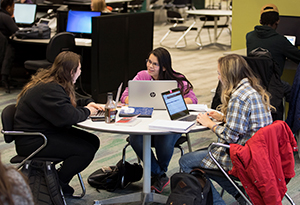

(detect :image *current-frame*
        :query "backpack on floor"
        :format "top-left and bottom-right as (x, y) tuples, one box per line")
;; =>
(87, 159), (143, 192)
(166, 168), (213, 205)
(21, 160), (66, 205)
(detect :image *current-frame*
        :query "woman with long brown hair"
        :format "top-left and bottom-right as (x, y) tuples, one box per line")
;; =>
(14, 51), (103, 196)
(179, 54), (273, 204)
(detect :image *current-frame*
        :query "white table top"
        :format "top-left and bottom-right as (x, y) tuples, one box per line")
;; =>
(186, 9), (232, 16)
(77, 109), (208, 135)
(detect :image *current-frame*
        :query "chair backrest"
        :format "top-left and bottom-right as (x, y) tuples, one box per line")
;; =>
(1, 104), (17, 143)
(46, 32), (76, 63)
(167, 10), (184, 24)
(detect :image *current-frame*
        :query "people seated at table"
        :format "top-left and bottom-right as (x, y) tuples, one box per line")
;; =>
(14, 51), (104, 196)
(91, 0), (112, 13)
(120, 47), (198, 193)
(0, 0), (19, 89)
(0, 155), (34, 205)
(246, 3), (300, 102)
(179, 54), (273, 204)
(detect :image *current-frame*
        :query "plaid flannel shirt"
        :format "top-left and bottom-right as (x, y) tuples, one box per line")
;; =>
(200, 78), (273, 170)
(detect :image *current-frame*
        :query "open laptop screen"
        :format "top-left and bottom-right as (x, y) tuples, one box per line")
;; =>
(66, 10), (101, 34)
(14, 3), (37, 25)
(162, 88), (189, 119)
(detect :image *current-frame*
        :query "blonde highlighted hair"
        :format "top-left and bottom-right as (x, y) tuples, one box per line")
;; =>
(17, 51), (81, 107)
(217, 54), (273, 116)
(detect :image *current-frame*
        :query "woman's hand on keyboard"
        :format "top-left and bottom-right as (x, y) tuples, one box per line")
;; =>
(86, 102), (104, 116)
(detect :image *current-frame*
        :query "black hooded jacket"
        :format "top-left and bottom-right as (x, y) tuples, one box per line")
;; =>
(246, 25), (300, 76)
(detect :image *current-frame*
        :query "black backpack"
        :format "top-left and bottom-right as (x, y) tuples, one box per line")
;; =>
(21, 160), (66, 205)
(166, 168), (213, 205)
(88, 159), (143, 192)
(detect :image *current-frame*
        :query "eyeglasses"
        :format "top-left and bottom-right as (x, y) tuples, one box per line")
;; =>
(146, 59), (159, 67)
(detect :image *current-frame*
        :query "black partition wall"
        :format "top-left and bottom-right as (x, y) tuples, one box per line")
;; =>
(91, 11), (154, 103)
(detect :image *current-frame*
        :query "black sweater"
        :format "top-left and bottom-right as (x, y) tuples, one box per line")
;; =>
(0, 9), (19, 38)
(14, 82), (93, 133)
(246, 25), (300, 76)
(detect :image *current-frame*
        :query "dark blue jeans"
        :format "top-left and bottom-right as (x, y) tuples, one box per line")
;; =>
(129, 134), (181, 176)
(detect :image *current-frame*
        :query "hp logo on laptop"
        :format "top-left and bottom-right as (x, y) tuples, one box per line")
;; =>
(150, 92), (156, 98)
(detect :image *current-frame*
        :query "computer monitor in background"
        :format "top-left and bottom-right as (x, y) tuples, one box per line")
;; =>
(14, 3), (37, 27)
(66, 10), (101, 37)
(276, 15), (300, 47)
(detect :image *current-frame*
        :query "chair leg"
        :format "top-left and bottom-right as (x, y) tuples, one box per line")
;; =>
(177, 145), (184, 172)
(285, 193), (296, 205)
(185, 133), (192, 152)
(160, 30), (171, 46)
(72, 173), (86, 198)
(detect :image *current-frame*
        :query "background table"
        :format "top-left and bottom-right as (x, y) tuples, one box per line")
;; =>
(77, 110), (208, 204)
(186, 9), (232, 49)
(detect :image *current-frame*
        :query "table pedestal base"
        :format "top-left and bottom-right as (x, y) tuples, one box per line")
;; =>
(93, 192), (168, 204)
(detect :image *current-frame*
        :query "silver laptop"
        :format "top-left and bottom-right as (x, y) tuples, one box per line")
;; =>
(90, 82), (123, 120)
(128, 80), (177, 109)
(162, 88), (198, 122)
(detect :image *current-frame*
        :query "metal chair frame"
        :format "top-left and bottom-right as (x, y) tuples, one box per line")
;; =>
(1, 104), (86, 199)
(160, 10), (197, 48)
(208, 142), (295, 205)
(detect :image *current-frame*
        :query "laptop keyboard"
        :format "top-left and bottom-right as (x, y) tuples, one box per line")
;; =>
(179, 115), (197, 122)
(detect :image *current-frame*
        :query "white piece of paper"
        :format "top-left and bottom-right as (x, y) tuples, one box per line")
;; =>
(148, 120), (195, 133)
(186, 104), (208, 112)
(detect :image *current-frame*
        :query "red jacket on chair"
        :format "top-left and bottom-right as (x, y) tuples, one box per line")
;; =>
(228, 121), (298, 205)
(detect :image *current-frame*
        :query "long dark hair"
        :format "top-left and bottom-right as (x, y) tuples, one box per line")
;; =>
(150, 47), (193, 95)
(17, 51), (81, 107)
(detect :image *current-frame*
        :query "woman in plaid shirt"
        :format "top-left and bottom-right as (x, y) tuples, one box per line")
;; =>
(179, 54), (273, 204)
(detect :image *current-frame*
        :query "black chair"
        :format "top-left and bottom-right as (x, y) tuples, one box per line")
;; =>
(120, 134), (192, 188)
(24, 32), (76, 72)
(195, 15), (231, 48)
(128, 0), (144, 12)
(160, 10), (197, 48)
(1, 104), (86, 198)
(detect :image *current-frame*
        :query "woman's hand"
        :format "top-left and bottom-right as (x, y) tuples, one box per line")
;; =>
(85, 102), (104, 116)
(197, 112), (216, 129)
(207, 111), (224, 122)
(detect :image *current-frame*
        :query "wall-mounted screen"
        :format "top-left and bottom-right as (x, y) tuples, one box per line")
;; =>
(66, 10), (101, 34)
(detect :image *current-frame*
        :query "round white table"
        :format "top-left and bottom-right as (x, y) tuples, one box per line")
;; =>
(77, 109), (210, 204)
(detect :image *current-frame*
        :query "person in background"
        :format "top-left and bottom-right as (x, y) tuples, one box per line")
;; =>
(246, 3), (300, 102)
(121, 47), (198, 193)
(0, 155), (34, 205)
(0, 0), (19, 88)
(91, 0), (112, 13)
(14, 51), (103, 196)
(179, 54), (273, 204)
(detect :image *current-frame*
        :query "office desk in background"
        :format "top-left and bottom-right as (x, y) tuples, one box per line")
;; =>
(77, 109), (209, 205)
(186, 9), (232, 49)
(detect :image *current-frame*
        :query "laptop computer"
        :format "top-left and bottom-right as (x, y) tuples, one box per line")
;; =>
(284, 35), (296, 46)
(14, 3), (37, 27)
(162, 88), (198, 122)
(128, 80), (177, 109)
(90, 82), (123, 121)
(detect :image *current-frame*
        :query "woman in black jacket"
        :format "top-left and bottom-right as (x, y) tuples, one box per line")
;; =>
(14, 51), (103, 196)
